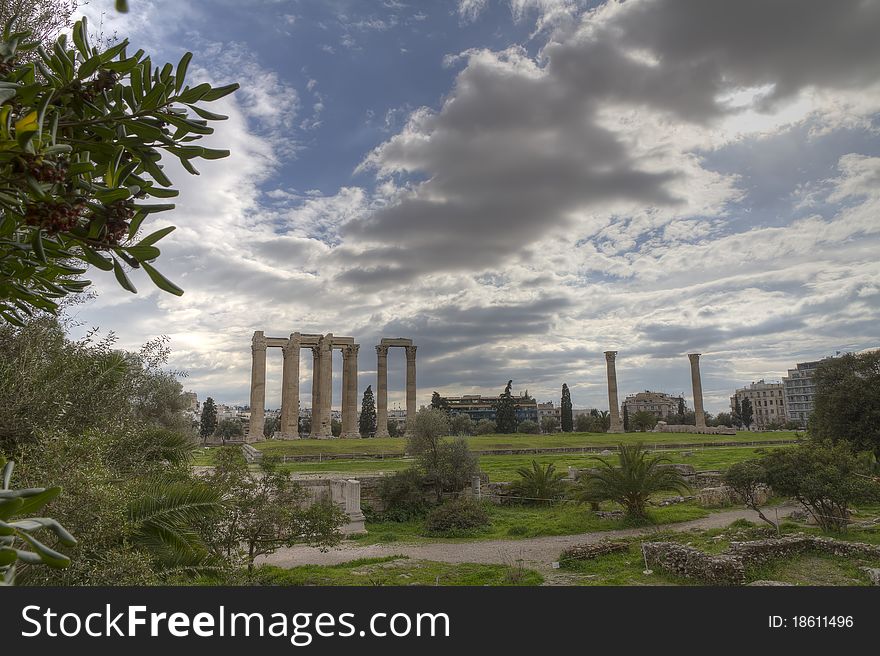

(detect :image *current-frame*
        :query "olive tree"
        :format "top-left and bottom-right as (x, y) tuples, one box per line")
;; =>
(0, 18), (238, 324)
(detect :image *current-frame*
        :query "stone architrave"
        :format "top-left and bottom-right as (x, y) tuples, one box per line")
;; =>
(248, 331), (268, 442)
(375, 344), (390, 438)
(689, 353), (707, 429)
(341, 344), (360, 438)
(404, 345), (417, 436)
(309, 344), (322, 438)
(605, 351), (624, 433)
(279, 333), (301, 439)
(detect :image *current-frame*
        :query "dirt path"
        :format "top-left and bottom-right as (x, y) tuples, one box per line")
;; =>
(261, 505), (795, 571)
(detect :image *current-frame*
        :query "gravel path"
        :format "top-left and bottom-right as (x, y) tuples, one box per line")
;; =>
(261, 505), (796, 571)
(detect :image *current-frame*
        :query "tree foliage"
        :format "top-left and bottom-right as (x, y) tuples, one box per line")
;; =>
(359, 385), (376, 437)
(723, 460), (776, 529)
(561, 383), (572, 432)
(810, 350), (880, 458)
(0, 0), (76, 57)
(494, 380), (518, 433)
(199, 396), (216, 439)
(0, 18), (239, 324)
(449, 413), (474, 436)
(631, 410), (658, 432)
(474, 418), (496, 435)
(206, 448), (346, 578)
(407, 408), (478, 502)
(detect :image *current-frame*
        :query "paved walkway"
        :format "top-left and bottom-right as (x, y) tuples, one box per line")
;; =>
(261, 505), (795, 571)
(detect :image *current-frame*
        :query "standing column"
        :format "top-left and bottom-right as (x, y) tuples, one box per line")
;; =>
(404, 345), (417, 436)
(341, 344), (359, 438)
(375, 344), (390, 438)
(248, 331), (267, 442)
(688, 353), (707, 429)
(604, 351), (623, 433)
(309, 345), (322, 438)
(318, 334), (334, 438)
(280, 333), (301, 439)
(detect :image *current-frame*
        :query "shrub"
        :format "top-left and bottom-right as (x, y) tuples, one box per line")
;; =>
(724, 460), (776, 529)
(376, 469), (430, 521)
(517, 420), (540, 434)
(509, 460), (568, 505)
(423, 498), (490, 536)
(475, 419), (496, 435)
(449, 414), (474, 436)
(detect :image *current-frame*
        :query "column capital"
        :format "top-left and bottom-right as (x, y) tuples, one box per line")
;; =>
(604, 350), (617, 361)
(311, 344), (321, 358)
(343, 343), (360, 357)
(252, 331), (267, 352)
(376, 344), (389, 357)
(688, 352), (702, 362)
(405, 345), (418, 360)
(283, 333), (301, 355)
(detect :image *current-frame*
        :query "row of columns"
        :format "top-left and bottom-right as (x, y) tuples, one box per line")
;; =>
(248, 331), (418, 441)
(374, 342), (417, 437)
(604, 351), (707, 430)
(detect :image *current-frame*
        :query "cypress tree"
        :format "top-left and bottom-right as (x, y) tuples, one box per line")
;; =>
(561, 383), (573, 432)
(199, 397), (217, 440)
(495, 380), (518, 433)
(623, 403), (630, 432)
(359, 385), (377, 437)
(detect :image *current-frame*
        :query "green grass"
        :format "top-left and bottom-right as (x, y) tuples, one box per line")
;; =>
(250, 431), (799, 458)
(254, 556), (543, 586)
(199, 444), (793, 480)
(351, 500), (710, 545)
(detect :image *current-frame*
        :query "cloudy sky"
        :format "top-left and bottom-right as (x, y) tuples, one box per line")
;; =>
(70, 0), (880, 414)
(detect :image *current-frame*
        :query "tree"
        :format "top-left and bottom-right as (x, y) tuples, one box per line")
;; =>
(474, 418), (496, 435)
(430, 391), (449, 413)
(199, 397), (217, 440)
(449, 413), (474, 436)
(739, 398), (753, 430)
(810, 350), (880, 458)
(0, 19), (239, 325)
(575, 414), (593, 432)
(677, 397), (685, 416)
(518, 419), (540, 434)
(214, 418), (242, 441)
(733, 397), (743, 428)
(494, 380), (518, 433)
(561, 384), (573, 432)
(359, 385), (376, 436)
(386, 419), (401, 437)
(761, 442), (877, 533)
(298, 416), (310, 437)
(724, 460), (777, 530)
(206, 448), (346, 578)
(540, 416), (559, 434)
(331, 418), (342, 437)
(509, 460), (567, 505)
(572, 443), (690, 520)
(631, 410), (657, 432)
(406, 408), (477, 502)
(598, 410), (610, 432)
(714, 411), (734, 427)
(263, 416), (279, 438)
(622, 404), (630, 431)
(0, 0), (76, 57)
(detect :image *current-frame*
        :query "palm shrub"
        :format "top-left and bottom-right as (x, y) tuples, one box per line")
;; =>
(509, 460), (567, 505)
(572, 443), (690, 520)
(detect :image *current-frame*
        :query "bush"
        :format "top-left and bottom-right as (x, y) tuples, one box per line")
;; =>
(423, 498), (490, 537)
(376, 469), (430, 521)
(449, 414), (474, 436)
(475, 419), (496, 435)
(517, 420), (540, 434)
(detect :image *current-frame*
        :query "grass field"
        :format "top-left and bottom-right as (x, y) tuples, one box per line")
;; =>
(351, 500), (710, 545)
(254, 556), (543, 586)
(250, 430), (799, 458)
(193, 444), (794, 480)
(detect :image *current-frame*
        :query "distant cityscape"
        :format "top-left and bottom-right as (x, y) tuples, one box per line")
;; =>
(182, 354), (841, 437)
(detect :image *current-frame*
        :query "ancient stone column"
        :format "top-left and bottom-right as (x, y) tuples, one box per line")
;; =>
(341, 344), (360, 438)
(248, 331), (267, 442)
(309, 344), (322, 438)
(279, 333), (301, 439)
(689, 353), (707, 429)
(375, 344), (390, 438)
(318, 334), (334, 438)
(604, 351), (623, 433)
(404, 345), (417, 436)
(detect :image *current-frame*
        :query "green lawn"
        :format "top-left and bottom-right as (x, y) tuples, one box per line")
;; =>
(254, 556), (543, 586)
(250, 430), (799, 458)
(351, 500), (710, 545)
(196, 444), (792, 480)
